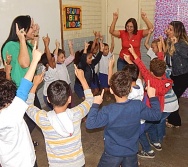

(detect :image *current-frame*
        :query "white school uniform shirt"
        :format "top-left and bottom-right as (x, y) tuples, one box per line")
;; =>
(0, 97), (36, 167)
(43, 66), (59, 96)
(55, 54), (74, 84)
(147, 48), (157, 60)
(99, 52), (113, 75)
(128, 79), (145, 124)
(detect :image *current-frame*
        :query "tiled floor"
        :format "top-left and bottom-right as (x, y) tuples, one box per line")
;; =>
(31, 96), (188, 167)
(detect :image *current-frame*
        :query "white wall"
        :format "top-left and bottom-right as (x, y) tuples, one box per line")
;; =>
(0, 0), (61, 54)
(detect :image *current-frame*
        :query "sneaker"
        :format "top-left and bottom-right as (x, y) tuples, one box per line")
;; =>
(137, 150), (155, 158)
(150, 143), (162, 151)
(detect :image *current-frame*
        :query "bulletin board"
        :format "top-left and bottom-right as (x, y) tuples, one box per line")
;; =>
(62, 5), (82, 31)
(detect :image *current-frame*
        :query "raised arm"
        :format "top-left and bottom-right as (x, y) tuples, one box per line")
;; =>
(144, 28), (153, 50)
(16, 23), (31, 68)
(109, 10), (120, 38)
(91, 31), (100, 53)
(141, 11), (154, 37)
(42, 34), (56, 68)
(110, 35), (115, 53)
(108, 55), (115, 85)
(54, 39), (60, 56)
(30, 21), (40, 48)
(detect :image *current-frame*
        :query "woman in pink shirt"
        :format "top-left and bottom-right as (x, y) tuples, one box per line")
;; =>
(109, 10), (153, 70)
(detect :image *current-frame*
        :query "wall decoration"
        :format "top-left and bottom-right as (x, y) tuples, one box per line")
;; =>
(62, 5), (82, 31)
(154, 0), (188, 38)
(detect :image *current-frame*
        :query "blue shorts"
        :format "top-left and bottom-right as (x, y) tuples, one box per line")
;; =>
(90, 73), (100, 89)
(99, 73), (109, 88)
(74, 82), (84, 98)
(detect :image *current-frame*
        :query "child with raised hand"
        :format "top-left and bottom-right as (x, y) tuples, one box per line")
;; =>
(86, 69), (161, 167)
(74, 40), (104, 99)
(41, 34), (59, 109)
(54, 39), (75, 84)
(144, 28), (166, 60)
(98, 35), (114, 101)
(128, 44), (173, 158)
(0, 41), (42, 167)
(26, 64), (93, 167)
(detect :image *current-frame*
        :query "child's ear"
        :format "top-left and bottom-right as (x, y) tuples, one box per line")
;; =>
(110, 87), (114, 95)
(68, 96), (71, 104)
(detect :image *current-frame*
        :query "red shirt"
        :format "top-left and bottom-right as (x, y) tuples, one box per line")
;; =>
(134, 57), (173, 111)
(119, 30), (144, 60)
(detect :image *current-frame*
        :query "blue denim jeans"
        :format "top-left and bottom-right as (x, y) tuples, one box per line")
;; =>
(148, 112), (170, 142)
(98, 152), (138, 167)
(117, 58), (128, 71)
(139, 112), (170, 152)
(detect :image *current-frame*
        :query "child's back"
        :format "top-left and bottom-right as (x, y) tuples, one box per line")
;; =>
(26, 67), (94, 167)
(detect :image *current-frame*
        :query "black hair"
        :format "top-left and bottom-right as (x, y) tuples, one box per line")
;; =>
(1, 15), (32, 62)
(123, 64), (139, 82)
(40, 53), (54, 67)
(47, 80), (71, 107)
(0, 78), (17, 110)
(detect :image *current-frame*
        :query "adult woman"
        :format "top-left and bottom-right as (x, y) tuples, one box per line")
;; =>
(165, 21), (188, 128)
(109, 10), (153, 71)
(1, 15), (41, 139)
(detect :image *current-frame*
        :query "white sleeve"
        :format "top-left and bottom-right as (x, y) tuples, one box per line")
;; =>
(147, 48), (157, 60)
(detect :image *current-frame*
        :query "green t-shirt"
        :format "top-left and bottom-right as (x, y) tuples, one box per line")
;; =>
(2, 41), (33, 87)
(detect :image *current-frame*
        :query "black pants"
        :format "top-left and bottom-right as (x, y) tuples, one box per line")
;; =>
(168, 72), (188, 126)
(25, 94), (41, 133)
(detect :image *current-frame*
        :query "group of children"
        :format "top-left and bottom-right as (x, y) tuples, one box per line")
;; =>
(0, 27), (180, 167)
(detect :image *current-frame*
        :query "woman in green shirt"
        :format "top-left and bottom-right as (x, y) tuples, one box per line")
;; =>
(1, 15), (41, 142)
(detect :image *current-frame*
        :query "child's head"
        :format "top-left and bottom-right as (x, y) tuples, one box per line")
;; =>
(0, 71), (6, 79)
(0, 78), (17, 110)
(109, 71), (132, 98)
(122, 64), (139, 82)
(74, 50), (83, 65)
(150, 58), (166, 77)
(40, 53), (54, 67)
(151, 39), (160, 54)
(103, 43), (109, 56)
(86, 53), (93, 65)
(87, 41), (99, 55)
(57, 49), (66, 63)
(47, 80), (71, 107)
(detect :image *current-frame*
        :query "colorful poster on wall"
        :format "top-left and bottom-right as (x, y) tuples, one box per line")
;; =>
(62, 5), (82, 31)
(154, 0), (188, 38)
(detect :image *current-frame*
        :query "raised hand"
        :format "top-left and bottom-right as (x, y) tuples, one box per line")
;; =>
(74, 64), (85, 81)
(33, 72), (44, 87)
(141, 9), (147, 19)
(68, 40), (73, 48)
(128, 44), (136, 56)
(16, 23), (26, 41)
(113, 9), (119, 20)
(32, 41), (42, 63)
(42, 34), (50, 47)
(146, 80), (156, 98)
(123, 54), (133, 64)
(99, 41), (104, 52)
(94, 89), (104, 104)
(55, 39), (60, 48)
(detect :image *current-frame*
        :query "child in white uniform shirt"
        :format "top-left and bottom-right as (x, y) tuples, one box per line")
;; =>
(0, 42), (42, 167)
(99, 36), (114, 101)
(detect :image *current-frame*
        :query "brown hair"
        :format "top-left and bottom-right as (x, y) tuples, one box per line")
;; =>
(109, 71), (132, 98)
(150, 58), (166, 77)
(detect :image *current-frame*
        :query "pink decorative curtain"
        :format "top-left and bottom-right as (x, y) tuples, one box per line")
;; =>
(154, 0), (188, 38)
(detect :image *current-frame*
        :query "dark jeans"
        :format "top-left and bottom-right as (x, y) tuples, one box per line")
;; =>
(168, 72), (188, 126)
(117, 58), (128, 71)
(25, 94), (41, 133)
(98, 152), (138, 167)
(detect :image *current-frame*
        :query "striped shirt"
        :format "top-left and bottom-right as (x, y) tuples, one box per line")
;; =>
(26, 89), (93, 167)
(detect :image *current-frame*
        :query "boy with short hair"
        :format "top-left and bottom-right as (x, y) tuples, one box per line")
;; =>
(128, 44), (173, 158)
(86, 70), (161, 167)
(0, 42), (42, 167)
(26, 65), (93, 167)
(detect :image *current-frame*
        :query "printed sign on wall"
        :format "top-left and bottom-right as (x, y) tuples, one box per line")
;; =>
(62, 5), (82, 31)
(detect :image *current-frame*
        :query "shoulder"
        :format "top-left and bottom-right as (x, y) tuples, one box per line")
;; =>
(2, 41), (20, 58)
